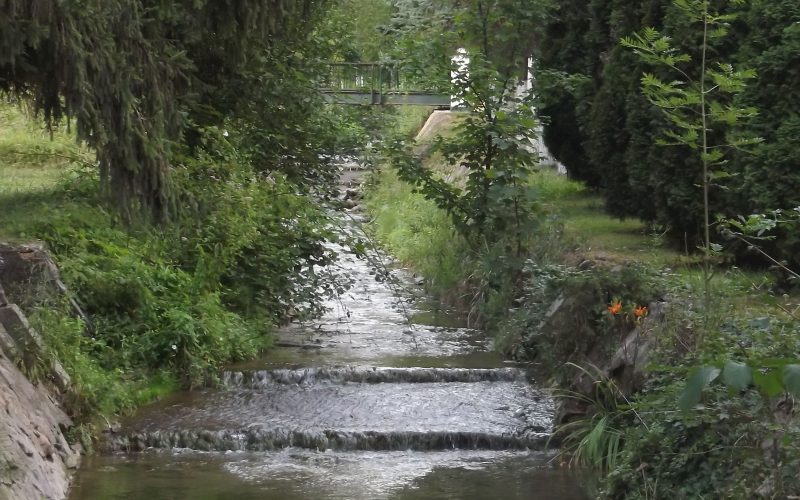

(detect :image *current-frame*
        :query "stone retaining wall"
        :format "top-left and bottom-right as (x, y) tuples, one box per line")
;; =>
(0, 244), (81, 500)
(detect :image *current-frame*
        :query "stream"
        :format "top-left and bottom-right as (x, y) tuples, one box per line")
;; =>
(68, 170), (587, 499)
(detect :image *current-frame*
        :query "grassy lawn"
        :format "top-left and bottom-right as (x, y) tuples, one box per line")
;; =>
(558, 193), (682, 266)
(557, 183), (800, 315)
(405, 111), (798, 315)
(548, 179), (797, 312)
(0, 103), (93, 239)
(0, 104), (85, 188)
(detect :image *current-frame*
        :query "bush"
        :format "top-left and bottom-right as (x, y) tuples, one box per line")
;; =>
(1, 129), (336, 414)
(588, 274), (800, 498)
(498, 262), (661, 376)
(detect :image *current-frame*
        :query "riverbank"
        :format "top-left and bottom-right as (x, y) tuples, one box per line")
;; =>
(0, 102), (344, 497)
(0, 255), (82, 499)
(68, 166), (589, 499)
(363, 110), (800, 498)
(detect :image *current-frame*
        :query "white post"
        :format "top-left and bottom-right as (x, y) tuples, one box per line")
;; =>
(450, 48), (469, 110)
(518, 56), (568, 174)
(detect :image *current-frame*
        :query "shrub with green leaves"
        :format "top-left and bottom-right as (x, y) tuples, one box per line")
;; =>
(590, 285), (800, 498)
(498, 262), (660, 375)
(0, 127), (337, 410)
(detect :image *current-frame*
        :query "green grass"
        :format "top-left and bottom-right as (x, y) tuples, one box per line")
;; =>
(363, 168), (471, 301)
(558, 194), (681, 266)
(517, 167), (691, 268)
(0, 104), (89, 193)
(532, 168), (586, 201)
(556, 190), (796, 311)
(392, 106), (436, 140)
(520, 169), (682, 266)
(0, 102), (94, 245)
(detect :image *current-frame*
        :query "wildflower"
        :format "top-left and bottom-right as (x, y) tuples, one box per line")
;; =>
(634, 305), (648, 318)
(608, 300), (622, 315)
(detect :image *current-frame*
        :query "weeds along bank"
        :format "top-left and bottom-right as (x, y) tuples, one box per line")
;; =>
(0, 105), (339, 443)
(363, 111), (800, 498)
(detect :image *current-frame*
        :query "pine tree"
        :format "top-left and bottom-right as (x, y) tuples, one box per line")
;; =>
(0, 0), (323, 221)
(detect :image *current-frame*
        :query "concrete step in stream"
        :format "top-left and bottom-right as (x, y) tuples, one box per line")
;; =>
(111, 368), (553, 454)
(221, 366), (528, 387)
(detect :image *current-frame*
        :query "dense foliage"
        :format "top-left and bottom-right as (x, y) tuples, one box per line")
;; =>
(597, 289), (800, 498)
(0, 0), (329, 219)
(2, 0), (797, 491)
(0, 112), (343, 423)
(0, 0), (354, 426)
(379, 0), (554, 323)
(535, 0), (800, 267)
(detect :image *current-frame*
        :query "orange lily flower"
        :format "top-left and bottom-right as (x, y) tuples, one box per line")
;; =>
(608, 300), (622, 315)
(634, 305), (648, 318)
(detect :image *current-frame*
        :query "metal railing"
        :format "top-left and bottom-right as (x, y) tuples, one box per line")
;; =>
(318, 62), (450, 106)
(319, 63), (405, 92)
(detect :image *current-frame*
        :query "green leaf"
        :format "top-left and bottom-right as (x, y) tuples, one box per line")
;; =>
(782, 364), (800, 397)
(678, 365), (720, 411)
(709, 170), (731, 181)
(721, 360), (751, 391)
(753, 369), (784, 398)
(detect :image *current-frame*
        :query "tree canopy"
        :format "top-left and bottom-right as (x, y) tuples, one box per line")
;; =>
(0, 0), (324, 220)
(535, 0), (800, 265)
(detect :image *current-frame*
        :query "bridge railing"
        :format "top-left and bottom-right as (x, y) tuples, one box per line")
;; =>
(319, 63), (412, 92)
(318, 62), (451, 106)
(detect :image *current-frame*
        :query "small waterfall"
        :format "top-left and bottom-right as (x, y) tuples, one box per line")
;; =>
(76, 163), (583, 500)
(111, 428), (550, 453)
(221, 366), (528, 387)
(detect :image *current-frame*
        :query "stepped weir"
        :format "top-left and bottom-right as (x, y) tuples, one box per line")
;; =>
(69, 165), (585, 499)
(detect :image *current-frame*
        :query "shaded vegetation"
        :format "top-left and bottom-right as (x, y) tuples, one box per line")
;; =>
(365, 89), (799, 499)
(1, 0), (330, 220)
(536, 0), (800, 269)
(0, 103), (342, 435)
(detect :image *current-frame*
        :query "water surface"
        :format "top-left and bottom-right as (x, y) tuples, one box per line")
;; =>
(70, 208), (586, 499)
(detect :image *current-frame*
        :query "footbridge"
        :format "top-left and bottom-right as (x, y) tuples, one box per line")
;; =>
(318, 63), (451, 107)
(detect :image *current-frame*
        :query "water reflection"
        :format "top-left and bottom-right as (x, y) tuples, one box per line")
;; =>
(70, 450), (587, 500)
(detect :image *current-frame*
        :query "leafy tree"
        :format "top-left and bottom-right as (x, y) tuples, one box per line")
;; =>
(0, 0), (326, 220)
(621, 0), (761, 326)
(731, 0), (800, 267)
(536, 1), (800, 268)
(388, 0), (548, 250)
(375, 0), (551, 323)
(381, 0), (455, 92)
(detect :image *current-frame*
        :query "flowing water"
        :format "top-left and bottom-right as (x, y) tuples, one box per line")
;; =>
(69, 176), (587, 499)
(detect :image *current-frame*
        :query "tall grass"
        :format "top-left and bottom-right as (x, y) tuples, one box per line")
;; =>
(533, 168), (586, 202)
(392, 106), (436, 140)
(550, 363), (635, 472)
(363, 168), (471, 300)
